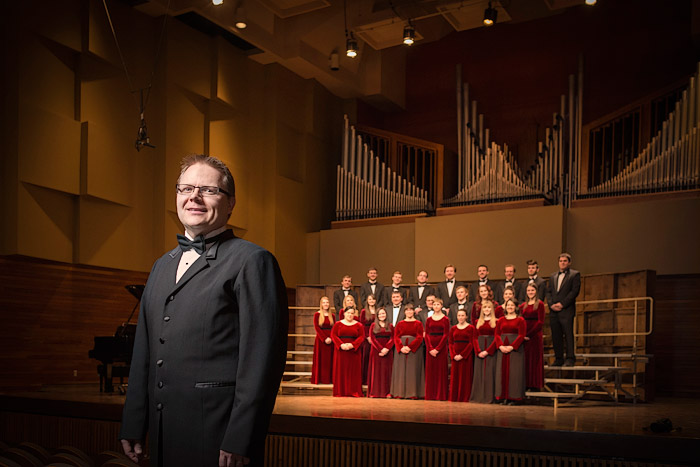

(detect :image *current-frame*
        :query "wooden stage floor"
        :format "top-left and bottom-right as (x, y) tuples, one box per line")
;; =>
(1, 385), (698, 464)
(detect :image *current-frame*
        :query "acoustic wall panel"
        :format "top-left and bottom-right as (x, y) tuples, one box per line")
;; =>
(17, 183), (76, 263)
(82, 120), (133, 207)
(18, 104), (81, 195)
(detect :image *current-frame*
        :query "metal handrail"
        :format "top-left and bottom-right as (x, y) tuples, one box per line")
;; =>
(573, 296), (653, 338)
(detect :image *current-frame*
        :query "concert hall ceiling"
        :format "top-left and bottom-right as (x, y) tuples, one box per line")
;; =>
(120, 0), (587, 102)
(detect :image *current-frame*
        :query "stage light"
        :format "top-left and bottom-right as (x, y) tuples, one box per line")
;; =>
(403, 23), (415, 46)
(346, 35), (358, 58)
(483, 2), (497, 26)
(212, 0), (223, 5)
(234, 5), (247, 29)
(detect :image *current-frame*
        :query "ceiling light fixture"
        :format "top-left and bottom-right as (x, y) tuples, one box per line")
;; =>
(212, 0), (223, 5)
(344, 0), (358, 58)
(585, 0), (597, 5)
(403, 22), (415, 46)
(483, 2), (497, 26)
(346, 34), (358, 58)
(234, 4), (247, 29)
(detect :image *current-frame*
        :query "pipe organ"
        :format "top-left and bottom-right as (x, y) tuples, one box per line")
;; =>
(335, 115), (431, 221)
(583, 63), (700, 197)
(444, 64), (583, 208)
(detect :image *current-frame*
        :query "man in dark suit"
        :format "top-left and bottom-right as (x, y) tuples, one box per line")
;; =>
(408, 269), (435, 317)
(120, 155), (288, 467)
(448, 286), (469, 326)
(494, 264), (524, 304)
(546, 253), (581, 367)
(360, 267), (384, 308)
(522, 259), (547, 302)
(382, 271), (409, 306)
(388, 290), (407, 326)
(435, 264), (462, 309)
(333, 275), (360, 315)
(468, 264), (493, 304)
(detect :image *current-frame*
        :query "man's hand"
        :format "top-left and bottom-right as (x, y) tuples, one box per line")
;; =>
(121, 439), (144, 463)
(219, 450), (250, 467)
(551, 302), (563, 311)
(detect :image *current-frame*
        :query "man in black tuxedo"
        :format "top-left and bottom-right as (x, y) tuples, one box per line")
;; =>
(382, 271), (408, 306)
(522, 259), (546, 302)
(388, 291), (407, 326)
(468, 264), (493, 304)
(120, 155), (288, 467)
(333, 275), (360, 315)
(360, 267), (385, 308)
(408, 270), (435, 318)
(448, 286), (469, 326)
(494, 264), (524, 305)
(435, 264), (462, 308)
(546, 253), (581, 367)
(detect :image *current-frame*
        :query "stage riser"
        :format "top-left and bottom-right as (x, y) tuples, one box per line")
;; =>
(265, 435), (676, 467)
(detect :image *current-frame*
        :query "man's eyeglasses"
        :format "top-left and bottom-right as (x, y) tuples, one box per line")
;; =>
(176, 184), (230, 196)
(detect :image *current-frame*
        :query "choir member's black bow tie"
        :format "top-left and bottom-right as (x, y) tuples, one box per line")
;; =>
(446, 280), (454, 284)
(177, 234), (207, 254)
(177, 232), (223, 254)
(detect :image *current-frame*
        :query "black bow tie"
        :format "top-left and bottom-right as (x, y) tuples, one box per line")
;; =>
(177, 232), (224, 254)
(177, 234), (207, 254)
(506, 280), (513, 284)
(446, 280), (454, 284)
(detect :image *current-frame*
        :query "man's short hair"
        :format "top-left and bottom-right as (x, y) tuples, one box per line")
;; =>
(478, 264), (488, 270)
(444, 264), (456, 272)
(559, 253), (572, 261)
(456, 285), (467, 294)
(505, 264), (516, 271)
(368, 267), (377, 273)
(526, 259), (538, 267)
(392, 271), (402, 276)
(391, 291), (402, 296)
(179, 154), (235, 200)
(418, 269), (429, 276)
(342, 274), (352, 280)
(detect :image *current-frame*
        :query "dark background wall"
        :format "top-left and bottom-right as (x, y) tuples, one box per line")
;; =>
(358, 0), (699, 173)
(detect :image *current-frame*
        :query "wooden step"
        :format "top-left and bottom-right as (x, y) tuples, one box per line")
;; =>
(544, 353), (651, 359)
(525, 391), (579, 398)
(287, 350), (313, 355)
(281, 382), (333, 389)
(283, 371), (312, 376)
(545, 378), (606, 384)
(544, 365), (625, 371)
(285, 361), (312, 365)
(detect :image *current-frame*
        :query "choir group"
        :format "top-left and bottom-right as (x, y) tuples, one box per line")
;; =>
(311, 256), (579, 404)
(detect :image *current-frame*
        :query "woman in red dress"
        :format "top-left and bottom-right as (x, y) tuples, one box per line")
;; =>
(311, 296), (334, 384)
(495, 299), (527, 404)
(425, 297), (450, 401)
(449, 309), (475, 402)
(470, 300), (498, 403)
(495, 286), (516, 318)
(331, 307), (365, 397)
(520, 283), (545, 390)
(339, 294), (357, 318)
(368, 308), (394, 397)
(390, 305), (425, 399)
(471, 284), (500, 324)
(359, 294), (378, 385)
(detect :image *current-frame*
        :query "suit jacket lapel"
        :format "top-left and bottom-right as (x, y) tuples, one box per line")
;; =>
(166, 238), (224, 297)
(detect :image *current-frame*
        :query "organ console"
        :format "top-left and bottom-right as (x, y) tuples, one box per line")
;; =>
(88, 284), (144, 393)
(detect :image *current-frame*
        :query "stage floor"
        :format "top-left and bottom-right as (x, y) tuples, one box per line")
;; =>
(1, 385), (698, 464)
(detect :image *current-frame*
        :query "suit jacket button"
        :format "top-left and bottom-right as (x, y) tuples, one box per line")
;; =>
(158, 381), (164, 388)
(163, 316), (170, 322)
(156, 359), (163, 366)
(157, 403), (163, 410)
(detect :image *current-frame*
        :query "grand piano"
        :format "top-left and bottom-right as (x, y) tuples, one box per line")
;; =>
(88, 284), (144, 393)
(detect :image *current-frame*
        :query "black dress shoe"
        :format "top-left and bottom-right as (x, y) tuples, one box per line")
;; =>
(552, 359), (564, 366)
(563, 359), (575, 367)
